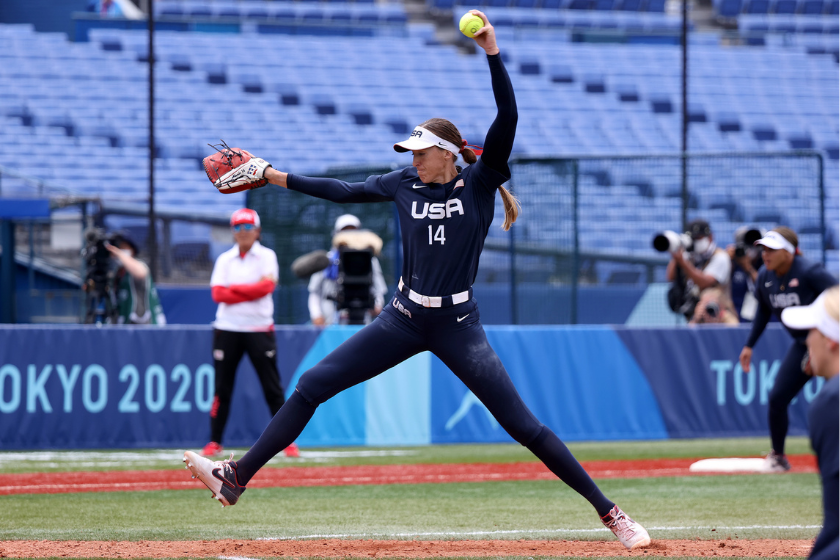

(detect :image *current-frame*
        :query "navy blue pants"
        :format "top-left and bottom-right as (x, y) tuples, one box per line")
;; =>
(768, 341), (810, 456)
(236, 292), (614, 515)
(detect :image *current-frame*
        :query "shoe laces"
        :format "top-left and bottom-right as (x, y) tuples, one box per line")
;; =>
(219, 453), (237, 478)
(606, 510), (637, 538)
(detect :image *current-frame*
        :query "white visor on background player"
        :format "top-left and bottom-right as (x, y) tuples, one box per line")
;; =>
(755, 230), (795, 254)
(394, 127), (461, 156)
(781, 291), (839, 342)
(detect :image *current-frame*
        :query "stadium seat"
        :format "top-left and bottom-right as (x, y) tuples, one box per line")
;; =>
(772, 0), (798, 12)
(787, 132), (814, 149)
(751, 124), (778, 141)
(799, 0), (825, 11)
(644, 0), (667, 11)
(617, 0), (643, 10)
(745, 0), (771, 12)
(716, 0), (744, 16)
(716, 113), (741, 132)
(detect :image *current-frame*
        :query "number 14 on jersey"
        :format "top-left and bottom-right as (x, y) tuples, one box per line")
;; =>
(428, 225), (446, 245)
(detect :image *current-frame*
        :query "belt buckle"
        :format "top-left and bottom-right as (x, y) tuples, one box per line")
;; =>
(421, 295), (431, 308)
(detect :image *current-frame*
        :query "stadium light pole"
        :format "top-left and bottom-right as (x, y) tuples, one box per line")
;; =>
(680, 0), (689, 232)
(147, 0), (158, 280)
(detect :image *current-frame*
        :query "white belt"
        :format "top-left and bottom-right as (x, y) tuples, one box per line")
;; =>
(398, 277), (471, 308)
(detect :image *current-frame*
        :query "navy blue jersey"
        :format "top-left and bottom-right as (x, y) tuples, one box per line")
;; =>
(286, 53), (515, 297)
(364, 161), (506, 295)
(809, 374), (839, 558)
(746, 257), (838, 347)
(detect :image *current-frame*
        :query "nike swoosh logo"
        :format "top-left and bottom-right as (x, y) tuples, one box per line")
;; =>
(765, 282), (773, 287)
(412, 183), (426, 189)
(457, 314), (470, 322)
(212, 468), (234, 488)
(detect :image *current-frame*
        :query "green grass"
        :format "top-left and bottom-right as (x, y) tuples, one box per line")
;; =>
(0, 436), (821, 558)
(0, 436), (813, 473)
(0, 474), (821, 542)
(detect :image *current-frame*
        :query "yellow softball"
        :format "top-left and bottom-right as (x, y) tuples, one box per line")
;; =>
(459, 12), (484, 38)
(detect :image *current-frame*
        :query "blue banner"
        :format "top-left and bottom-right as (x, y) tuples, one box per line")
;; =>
(0, 324), (824, 449)
(616, 325), (820, 438)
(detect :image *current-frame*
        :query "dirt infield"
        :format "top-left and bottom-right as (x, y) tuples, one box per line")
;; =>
(0, 538), (814, 557)
(1, 456), (818, 558)
(0, 454), (817, 496)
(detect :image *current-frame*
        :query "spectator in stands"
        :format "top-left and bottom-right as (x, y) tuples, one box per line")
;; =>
(204, 208), (299, 459)
(666, 219), (732, 320)
(689, 287), (739, 325)
(739, 227), (838, 472)
(780, 285), (838, 560)
(105, 234), (166, 325)
(727, 226), (765, 323)
(88, 0), (124, 17)
(308, 214), (388, 327)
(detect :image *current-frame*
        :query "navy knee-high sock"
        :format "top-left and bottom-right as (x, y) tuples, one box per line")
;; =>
(527, 428), (614, 517)
(234, 390), (316, 485)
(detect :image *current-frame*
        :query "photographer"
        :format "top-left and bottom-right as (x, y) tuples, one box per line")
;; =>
(105, 235), (166, 325)
(308, 214), (387, 327)
(727, 226), (764, 323)
(689, 287), (739, 325)
(664, 219), (732, 320)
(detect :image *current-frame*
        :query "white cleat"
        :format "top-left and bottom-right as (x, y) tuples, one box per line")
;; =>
(602, 505), (651, 550)
(183, 450), (245, 507)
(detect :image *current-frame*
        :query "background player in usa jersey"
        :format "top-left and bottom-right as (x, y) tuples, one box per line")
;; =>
(781, 286), (839, 560)
(739, 227), (838, 472)
(184, 10), (651, 550)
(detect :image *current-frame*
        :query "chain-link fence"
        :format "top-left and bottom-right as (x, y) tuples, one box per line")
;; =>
(3, 152), (831, 324)
(252, 152), (830, 325)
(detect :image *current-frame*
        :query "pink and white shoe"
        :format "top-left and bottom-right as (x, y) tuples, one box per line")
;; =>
(601, 505), (651, 550)
(184, 451), (245, 507)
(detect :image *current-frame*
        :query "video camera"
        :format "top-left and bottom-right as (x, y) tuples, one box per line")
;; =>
(734, 227), (763, 258)
(81, 228), (120, 324)
(82, 228), (119, 289)
(291, 228), (383, 325)
(334, 248), (374, 324)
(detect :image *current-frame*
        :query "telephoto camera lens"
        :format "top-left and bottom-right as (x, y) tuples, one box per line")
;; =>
(705, 301), (720, 319)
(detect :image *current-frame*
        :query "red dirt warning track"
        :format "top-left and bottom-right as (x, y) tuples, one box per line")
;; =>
(0, 454), (817, 496)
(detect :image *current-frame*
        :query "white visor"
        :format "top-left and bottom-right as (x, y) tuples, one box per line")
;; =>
(394, 126), (461, 156)
(755, 230), (795, 254)
(781, 291), (839, 342)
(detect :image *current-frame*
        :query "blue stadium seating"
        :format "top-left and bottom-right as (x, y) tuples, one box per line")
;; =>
(0, 19), (836, 271)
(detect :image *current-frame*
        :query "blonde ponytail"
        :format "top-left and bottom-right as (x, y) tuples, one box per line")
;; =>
(498, 185), (520, 231)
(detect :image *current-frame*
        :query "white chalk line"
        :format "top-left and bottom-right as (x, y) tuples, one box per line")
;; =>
(257, 524), (821, 541)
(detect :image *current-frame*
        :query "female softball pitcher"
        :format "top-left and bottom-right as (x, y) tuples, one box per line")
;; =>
(186, 10), (651, 550)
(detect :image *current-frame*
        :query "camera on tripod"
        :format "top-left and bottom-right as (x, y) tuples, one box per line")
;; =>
(334, 247), (374, 324)
(81, 228), (120, 324)
(291, 227), (384, 325)
(734, 227), (763, 258)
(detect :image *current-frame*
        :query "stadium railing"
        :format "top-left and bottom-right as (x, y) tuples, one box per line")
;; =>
(250, 151), (830, 325)
(1, 151), (831, 325)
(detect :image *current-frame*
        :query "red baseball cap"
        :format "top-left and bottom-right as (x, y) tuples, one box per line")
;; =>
(230, 208), (260, 228)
